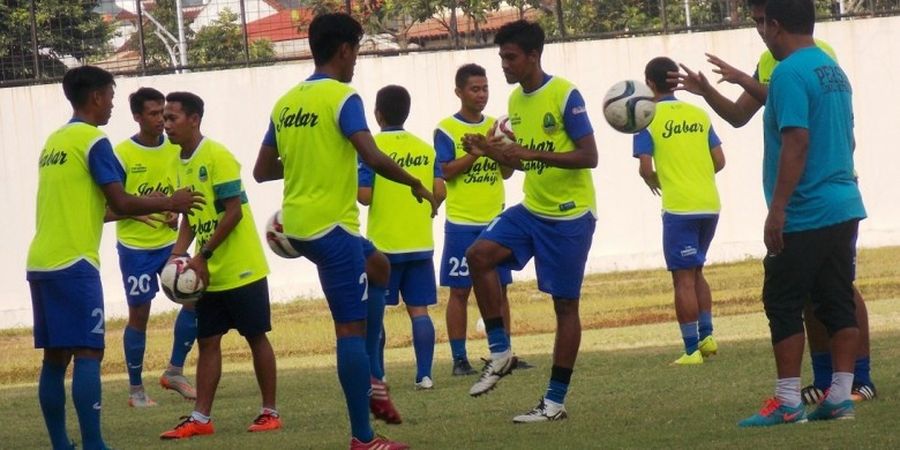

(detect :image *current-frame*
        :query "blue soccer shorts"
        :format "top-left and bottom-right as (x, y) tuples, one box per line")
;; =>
(662, 213), (719, 271)
(478, 204), (596, 300)
(385, 258), (437, 306)
(29, 260), (106, 349)
(440, 222), (512, 288)
(116, 242), (174, 306)
(289, 227), (367, 323)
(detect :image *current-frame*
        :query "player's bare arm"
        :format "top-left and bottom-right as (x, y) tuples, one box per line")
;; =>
(170, 214), (196, 258)
(637, 155), (661, 196)
(357, 187), (372, 206)
(253, 144), (284, 182)
(439, 153), (480, 180)
(433, 177), (447, 208)
(102, 182), (204, 217)
(461, 133), (524, 169)
(765, 127), (809, 256)
(514, 133), (598, 169)
(711, 146), (726, 173)
(350, 130), (438, 217)
(706, 53), (769, 104)
(187, 195), (244, 287)
(669, 63), (762, 128)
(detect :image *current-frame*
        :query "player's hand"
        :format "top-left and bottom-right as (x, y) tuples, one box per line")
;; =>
(706, 53), (749, 85)
(410, 182), (438, 218)
(169, 188), (205, 215)
(668, 63), (713, 96)
(461, 133), (488, 157)
(187, 255), (210, 288)
(130, 214), (163, 228)
(764, 208), (786, 256)
(163, 211), (179, 230)
(643, 173), (662, 196)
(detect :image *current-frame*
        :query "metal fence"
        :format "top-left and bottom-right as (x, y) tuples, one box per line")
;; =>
(2, 0), (899, 87)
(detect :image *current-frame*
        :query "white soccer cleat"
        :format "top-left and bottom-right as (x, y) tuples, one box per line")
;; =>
(469, 353), (515, 397)
(512, 397), (568, 423)
(127, 390), (158, 408)
(414, 376), (434, 390)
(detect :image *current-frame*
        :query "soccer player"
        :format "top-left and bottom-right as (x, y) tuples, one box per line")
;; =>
(159, 92), (280, 439)
(359, 85), (446, 390)
(27, 66), (202, 450)
(109, 87), (197, 408)
(253, 13), (435, 450)
(634, 57), (725, 366)
(736, 0), (866, 426)
(671, 0), (876, 403)
(461, 20), (597, 423)
(435, 64), (517, 377)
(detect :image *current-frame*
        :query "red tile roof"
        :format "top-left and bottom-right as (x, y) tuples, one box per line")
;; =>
(408, 8), (540, 40)
(247, 9), (312, 43)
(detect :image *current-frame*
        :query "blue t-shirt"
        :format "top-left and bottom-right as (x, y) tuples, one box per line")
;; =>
(762, 46), (865, 232)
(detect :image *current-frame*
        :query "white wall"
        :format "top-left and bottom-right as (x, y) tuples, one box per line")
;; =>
(2, 17), (898, 329)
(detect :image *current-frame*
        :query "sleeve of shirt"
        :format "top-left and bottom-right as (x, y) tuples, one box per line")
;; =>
(88, 137), (125, 186)
(632, 129), (653, 158)
(770, 69), (809, 131)
(434, 129), (457, 163)
(262, 120), (277, 148)
(708, 125), (722, 149)
(433, 152), (444, 178)
(358, 156), (375, 188)
(212, 150), (243, 200)
(339, 94), (370, 137)
(563, 89), (594, 142)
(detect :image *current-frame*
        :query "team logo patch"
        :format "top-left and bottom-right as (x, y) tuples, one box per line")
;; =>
(542, 112), (559, 134)
(198, 166), (208, 182)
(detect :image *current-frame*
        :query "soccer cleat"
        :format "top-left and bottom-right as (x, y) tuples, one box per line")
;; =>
(512, 355), (536, 370)
(160, 372), (197, 400)
(672, 350), (703, 365)
(698, 335), (718, 357)
(247, 412), (282, 432)
(801, 385), (826, 405)
(452, 358), (477, 376)
(851, 383), (877, 402)
(512, 397), (568, 423)
(128, 390), (158, 408)
(414, 376), (434, 390)
(160, 416), (214, 440)
(369, 377), (402, 424)
(808, 399), (855, 421)
(469, 354), (515, 397)
(349, 434), (410, 450)
(738, 398), (808, 427)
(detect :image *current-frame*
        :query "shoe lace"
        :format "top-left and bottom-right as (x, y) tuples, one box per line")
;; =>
(530, 398), (547, 415)
(759, 398), (781, 416)
(253, 413), (274, 425)
(478, 357), (494, 377)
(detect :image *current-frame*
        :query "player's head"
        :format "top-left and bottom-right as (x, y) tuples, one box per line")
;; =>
(764, 0), (816, 60)
(454, 63), (489, 114)
(129, 87), (165, 137)
(62, 65), (116, 125)
(746, 0), (768, 38)
(494, 20), (544, 85)
(309, 13), (363, 82)
(375, 85), (411, 128)
(164, 91), (204, 145)
(645, 57), (679, 96)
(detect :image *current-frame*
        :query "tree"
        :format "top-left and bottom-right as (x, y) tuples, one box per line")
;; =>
(190, 8), (275, 65)
(0, 0), (112, 82)
(126, 0), (195, 70)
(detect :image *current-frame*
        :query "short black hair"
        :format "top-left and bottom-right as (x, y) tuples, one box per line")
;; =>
(765, 0), (815, 34)
(62, 66), (115, 108)
(308, 13), (363, 66)
(494, 20), (544, 55)
(375, 85), (410, 127)
(645, 57), (679, 93)
(455, 63), (486, 89)
(129, 87), (165, 114)
(165, 91), (205, 120)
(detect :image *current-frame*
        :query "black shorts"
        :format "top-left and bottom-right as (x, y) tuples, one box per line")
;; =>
(196, 277), (271, 339)
(762, 219), (859, 343)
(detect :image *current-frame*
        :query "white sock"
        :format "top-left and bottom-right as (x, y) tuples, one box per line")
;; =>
(490, 349), (512, 363)
(828, 372), (854, 403)
(191, 411), (211, 424)
(775, 377), (802, 407)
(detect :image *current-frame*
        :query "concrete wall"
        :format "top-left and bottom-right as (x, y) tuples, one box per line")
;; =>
(2, 17), (898, 328)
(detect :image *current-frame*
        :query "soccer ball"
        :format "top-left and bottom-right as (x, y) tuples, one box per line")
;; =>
(489, 115), (516, 144)
(266, 210), (301, 259)
(602, 80), (656, 134)
(160, 257), (204, 305)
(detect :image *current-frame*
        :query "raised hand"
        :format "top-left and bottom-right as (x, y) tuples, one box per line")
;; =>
(706, 53), (751, 85)
(668, 63), (713, 96)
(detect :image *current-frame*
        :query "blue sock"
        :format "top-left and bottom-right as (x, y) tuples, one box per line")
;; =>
(853, 356), (872, 387)
(411, 315), (435, 382)
(366, 285), (386, 380)
(545, 365), (573, 404)
(169, 308), (197, 368)
(450, 338), (467, 362)
(680, 321), (699, 354)
(698, 311), (713, 340)
(123, 326), (146, 387)
(378, 328), (386, 379)
(485, 317), (510, 355)
(72, 358), (105, 450)
(39, 360), (71, 449)
(336, 336), (374, 442)
(811, 352), (833, 391)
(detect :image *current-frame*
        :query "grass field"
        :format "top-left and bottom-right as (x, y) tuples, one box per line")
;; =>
(1, 247), (899, 448)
